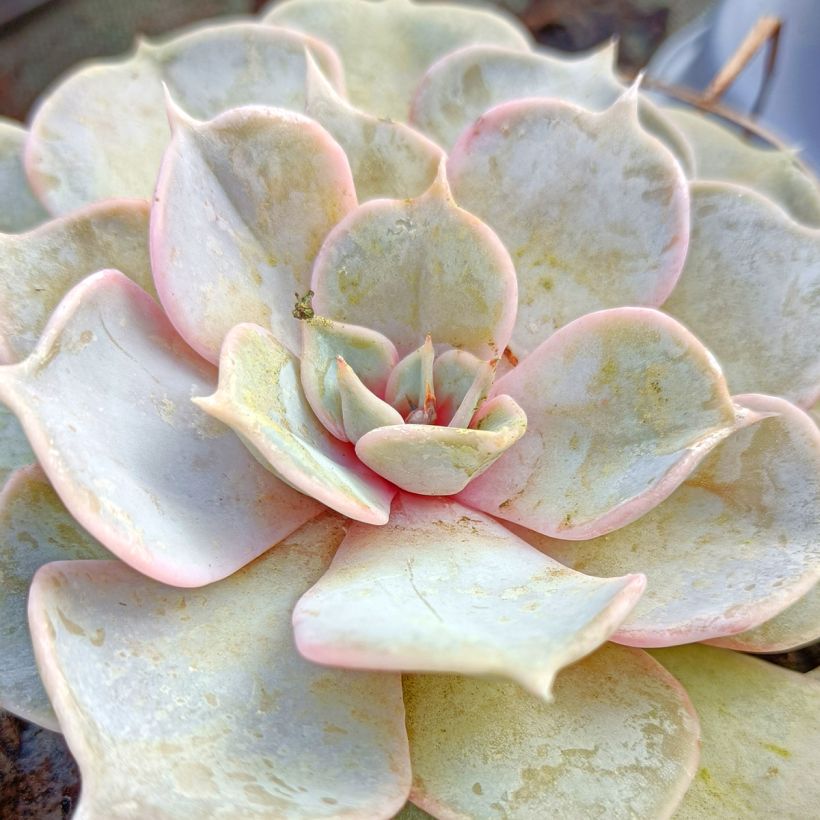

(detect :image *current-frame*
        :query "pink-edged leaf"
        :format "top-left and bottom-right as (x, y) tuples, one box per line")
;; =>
(459, 307), (740, 539)
(405, 643), (699, 819)
(25, 22), (344, 213)
(300, 317), (399, 442)
(194, 323), (395, 525)
(265, 0), (531, 121)
(652, 644), (820, 818)
(0, 465), (110, 731)
(294, 494), (644, 700)
(0, 199), (152, 363)
(28, 514), (411, 818)
(355, 394), (527, 495)
(152, 103), (356, 363)
(510, 394), (820, 646)
(0, 118), (47, 232)
(663, 181), (820, 406)
(311, 166), (517, 359)
(448, 92), (689, 358)
(0, 271), (322, 587)
(304, 54), (443, 201)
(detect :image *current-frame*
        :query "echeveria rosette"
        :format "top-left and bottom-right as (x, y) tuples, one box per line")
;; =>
(0, 0), (818, 817)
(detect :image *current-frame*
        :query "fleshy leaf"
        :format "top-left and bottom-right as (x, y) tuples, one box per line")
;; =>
(459, 307), (739, 539)
(0, 199), (152, 363)
(0, 465), (110, 731)
(28, 515), (411, 818)
(662, 106), (820, 227)
(509, 394), (820, 646)
(663, 181), (820, 406)
(431, 348), (486, 426)
(300, 317), (399, 441)
(265, 0), (530, 121)
(0, 118), (48, 232)
(25, 22), (344, 213)
(194, 323), (394, 524)
(356, 394), (527, 495)
(404, 643), (699, 818)
(152, 103), (356, 363)
(336, 358), (404, 443)
(0, 271), (321, 586)
(294, 495), (645, 699)
(448, 93), (689, 357)
(0, 405), (33, 487)
(311, 167), (517, 358)
(304, 54), (443, 201)
(411, 43), (694, 171)
(706, 583), (820, 654)
(652, 644), (820, 819)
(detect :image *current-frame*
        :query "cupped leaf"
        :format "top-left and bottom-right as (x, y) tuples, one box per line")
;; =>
(663, 181), (820, 406)
(336, 358), (404, 443)
(152, 103), (356, 363)
(304, 54), (443, 201)
(28, 514), (411, 818)
(25, 22), (344, 213)
(706, 582), (819, 654)
(0, 118), (47, 232)
(411, 43), (694, 171)
(294, 495), (644, 700)
(0, 199), (152, 363)
(300, 317), (399, 441)
(194, 323), (394, 525)
(448, 93), (689, 358)
(356, 394), (527, 495)
(265, 0), (530, 121)
(311, 167), (517, 358)
(652, 644), (820, 819)
(459, 307), (740, 539)
(662, 106), (820, 227)
(404, 643), (699, 819)
(0, 465), (110, 731)
(509, 394), (820, 646)
(0, 271), (321, 587)
(431, 348), (487, 426)
(0, 405), (33, 487)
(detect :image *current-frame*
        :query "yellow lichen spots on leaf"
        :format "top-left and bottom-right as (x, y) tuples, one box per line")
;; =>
(761, 742), (791, 759)
(55, 606), (86, 637)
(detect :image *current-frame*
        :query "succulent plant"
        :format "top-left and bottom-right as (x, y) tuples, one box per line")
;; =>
(0, 0), (818, 817)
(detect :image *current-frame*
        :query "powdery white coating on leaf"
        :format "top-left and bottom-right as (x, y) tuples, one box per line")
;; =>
(431, 348), (487, 426)
(0, 199), (153, 363)
(355, 394), (527, 495)
(336, 358), (404, 444)
(706, 581), (819, 653)
(0, 271), (322, 587)
(662, 106), (820, 227)
(663, 181), (820, 407)
(294, 495), (645, 700)
(265, 0), (531, 121)
(508, 394), (820, 646)
(0, 118), (48, 232)
(652, 644), (820, 819)
(25, 22), (345, 214)
(0, 405), (33, 487)
(459, 307), (738, 539)
(411, 42), (694, 173)
(27, 515), (412, 819)
(194, 323), (394, 525)
(404, 643), (699, 819)
(448, 94), (690, 358)
(304, 54), (443, 201)
(152, 104), (356, 363)
(300, 317), (399, 441)
(311, 167), (517, 359)
(0, 465), (110, 732)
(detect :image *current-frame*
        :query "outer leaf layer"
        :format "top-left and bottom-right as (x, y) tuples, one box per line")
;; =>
(405, 643), (699, 819)
(294, 495), (644, 699)
(459, 308), (739, 539)
(0, 118), (47, 232)
(0, 405), (33, 487)
(0, 271), (321, 586)
(28, 515), (412, 818)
